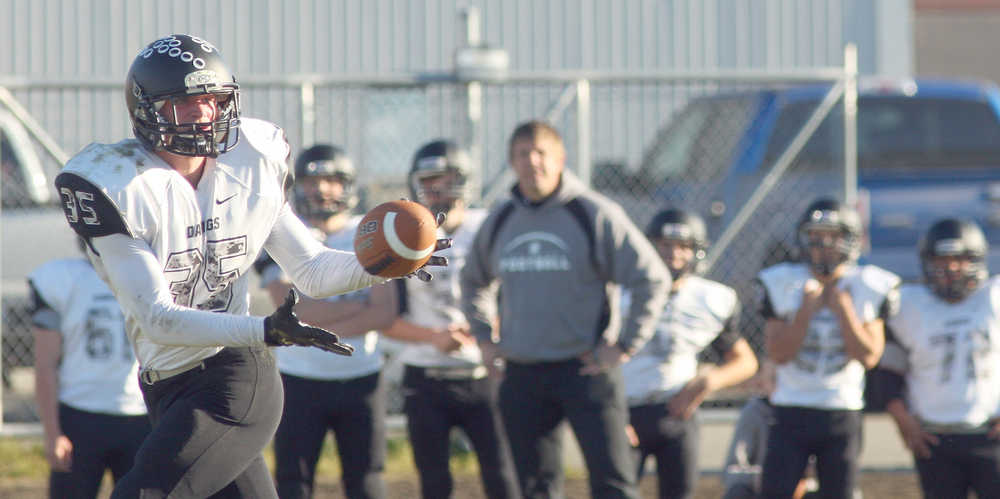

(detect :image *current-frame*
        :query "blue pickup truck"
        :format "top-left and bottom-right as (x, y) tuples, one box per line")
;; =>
(623, 78), (1000, 284)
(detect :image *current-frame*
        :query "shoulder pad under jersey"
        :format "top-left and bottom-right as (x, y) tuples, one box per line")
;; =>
(757, 262), (809, 317)
(55, 155), (132, 240)
(237, 118), (292, 163)
(856, 265), (901, 296)
(56, 142), (144, 233)
(691, 276), (739, 319)
(27, 258), (90, 313)
(229, 118), (292, 199)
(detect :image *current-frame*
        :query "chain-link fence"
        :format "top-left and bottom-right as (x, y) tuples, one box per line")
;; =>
(1, 64), (855, 423)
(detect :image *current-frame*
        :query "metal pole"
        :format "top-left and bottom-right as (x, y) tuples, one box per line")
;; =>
(843, 43), (858, 206)
(461, 6), (485, 207)
(300, 82), (315, 148)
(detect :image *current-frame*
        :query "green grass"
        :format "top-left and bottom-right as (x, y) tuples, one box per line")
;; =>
(0, 432), (483, 483)
(0, 437), (47, 480)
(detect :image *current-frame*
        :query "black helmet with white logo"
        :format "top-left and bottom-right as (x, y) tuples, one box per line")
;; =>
(125, 34), (240, 157)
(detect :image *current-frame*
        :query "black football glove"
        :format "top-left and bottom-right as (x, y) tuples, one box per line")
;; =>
(264, 289), (354, 356)
(405, 211), (452, 282)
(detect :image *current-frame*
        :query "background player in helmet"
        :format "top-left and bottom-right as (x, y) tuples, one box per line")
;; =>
(30, 238), (151, 498)
(757, 198), (899, 498)
(255, 144), (395, 499)
(54, 34), (449, 498)
(622, 208), (758, 499)
(382, 140), (519, 499)
(883, 219), (1000, 498)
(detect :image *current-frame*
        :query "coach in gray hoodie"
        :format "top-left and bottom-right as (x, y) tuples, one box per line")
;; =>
(461, 120), (671, 499)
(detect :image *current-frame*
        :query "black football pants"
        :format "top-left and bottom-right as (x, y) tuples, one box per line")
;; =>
(914, 432), (1000, 499)
(402, 365), (518, 499)
(50, 403), (150, 499)
(628, 402), (700, 499)
(500, 359), (637, 499)
(273, 371), (387, 499)
(111, 346), (283, 499)
(760, 406), (862, 499)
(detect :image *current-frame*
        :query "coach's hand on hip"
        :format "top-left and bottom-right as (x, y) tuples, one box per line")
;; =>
(579, 341), (630, 375)
(264, 289), (355, 356)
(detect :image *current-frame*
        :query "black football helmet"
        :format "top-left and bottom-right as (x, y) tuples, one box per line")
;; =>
(796, 198), (862, 276)
(125, 34), (240, 158)
(408, 140), (470, 215)
(644, 208), (708, 280)
(293, 144), (358, 219)
(919, 218), (988, 301)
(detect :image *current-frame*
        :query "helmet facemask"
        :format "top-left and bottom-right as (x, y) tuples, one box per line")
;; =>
(797, 210), (861, 277)
(410, 159), (468, 217)
(653, 236), (706, 281)
(922, 239), (988, 302)
(294, 172), (356, 220)
(644, 209), (708, 281)
(412, 170), (465, 215)
(292, 145), (357, 221)
(132, 84), (240, 158)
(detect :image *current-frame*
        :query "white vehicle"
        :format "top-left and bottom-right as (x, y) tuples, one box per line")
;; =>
(1, 109), (78, 387)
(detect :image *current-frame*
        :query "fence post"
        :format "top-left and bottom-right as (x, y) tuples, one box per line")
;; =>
(300, 81), (315, 149)
(843, 43), (859, 207)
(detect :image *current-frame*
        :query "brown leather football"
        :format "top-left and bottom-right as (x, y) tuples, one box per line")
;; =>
(353, 200), (437, 278)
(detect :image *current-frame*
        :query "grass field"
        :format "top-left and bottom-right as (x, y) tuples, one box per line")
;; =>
(0, 434), (926, 498)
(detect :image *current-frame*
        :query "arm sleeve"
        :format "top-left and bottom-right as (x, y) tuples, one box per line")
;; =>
(460, 214), (500, 342)
(263, 203), (386, 297)
(602, 207), (671, 354)
(89, 233), (266, 347)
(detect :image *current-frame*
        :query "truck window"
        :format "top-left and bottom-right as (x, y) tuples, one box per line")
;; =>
(762, 96), (1000, 171)
(639, 96), (756, 184)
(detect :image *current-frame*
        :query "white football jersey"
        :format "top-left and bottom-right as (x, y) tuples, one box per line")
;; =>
(758, 262), (899, 410)
(889, 277), (1000, 427)
(57, 119), (382, 371)
(272, 215), (383, 380)
(623, 275), (741, 405)
(28, 258), (146, 415)
(395, 209), (487, 368)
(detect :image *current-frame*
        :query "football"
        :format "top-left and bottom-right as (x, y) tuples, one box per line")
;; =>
(354, 200), (438, 278)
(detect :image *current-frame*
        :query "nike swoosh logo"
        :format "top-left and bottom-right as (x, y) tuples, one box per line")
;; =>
(216, 194), (237, 205)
